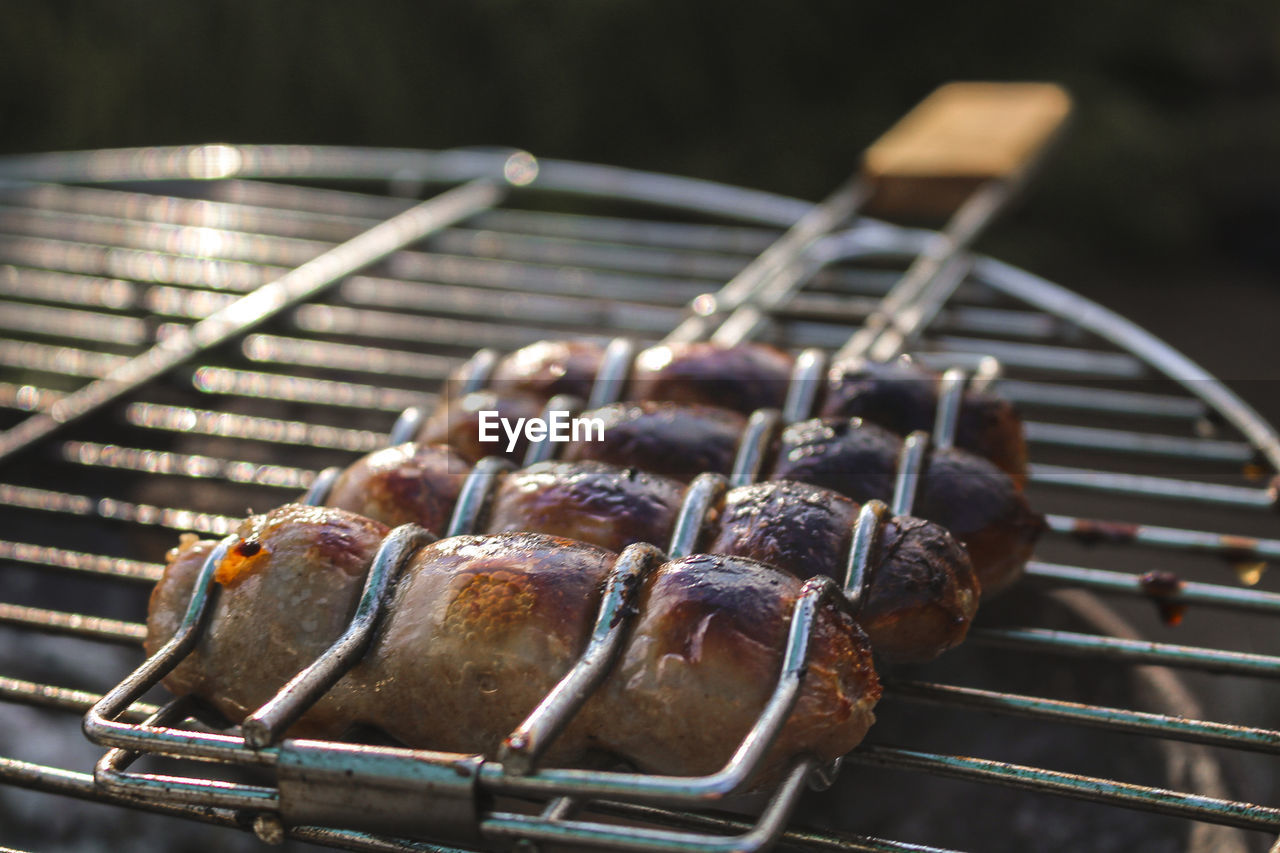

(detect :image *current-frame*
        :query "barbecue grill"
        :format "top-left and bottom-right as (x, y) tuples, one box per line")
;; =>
(0, 132), (1278, 853)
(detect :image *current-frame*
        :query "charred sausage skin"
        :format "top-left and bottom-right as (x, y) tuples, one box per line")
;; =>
(558, 401), (745, 483)
(820, 358), (1028, 484)
(772, 417), (1041, 595)
(702, 480), (978, 662)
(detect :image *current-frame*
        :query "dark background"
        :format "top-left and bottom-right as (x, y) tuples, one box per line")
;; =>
(1, 1), (1277, 388)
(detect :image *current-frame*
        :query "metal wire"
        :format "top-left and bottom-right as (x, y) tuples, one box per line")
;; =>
(0, 146), (1277, 852)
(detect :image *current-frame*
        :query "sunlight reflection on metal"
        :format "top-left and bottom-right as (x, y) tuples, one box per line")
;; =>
(0, 341), (124, 379)
(0, 382), (58, 412)
(503, 151), (539, 187)
(124, 402), (382, 451)
(0, 484), (93, 514)
(93, 497), (237, 534)
(186, 144), (244, 180)
(62, 440), (316, 488)
(0, 266), (136, 309)
(191, 366), (430, 412)
(0, 539), (162, 582)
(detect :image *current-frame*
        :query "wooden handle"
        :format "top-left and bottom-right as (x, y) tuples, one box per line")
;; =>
(862, 81), (1072, 219)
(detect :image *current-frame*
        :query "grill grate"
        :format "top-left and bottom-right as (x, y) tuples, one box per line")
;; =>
(0, 145), (1277, 852)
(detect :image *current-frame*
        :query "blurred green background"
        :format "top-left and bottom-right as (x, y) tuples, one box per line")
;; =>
(2, 1), (1277, 383)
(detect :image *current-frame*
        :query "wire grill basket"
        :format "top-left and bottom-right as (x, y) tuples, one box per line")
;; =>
(0, 144), (1277, 852)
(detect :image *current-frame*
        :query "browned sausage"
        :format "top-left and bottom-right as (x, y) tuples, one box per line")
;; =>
(772, 418), (1042, 594)
(588, 552), (879, 777)
(413, 394), (1038, 593)
(630, 341), (795, 414)
(145, 505), (390, 737)
(701, 480), (978, 662)
(490, 339), (605, 399)
(485, 460), (685, 553)
(481, 340), (1028, 478)
(326, 444), (978, 662)
(821, 358), (1028, 484)
(326, 442), (468, 532)
(561, 401), (745, 483)
(417, 390), (547, 464)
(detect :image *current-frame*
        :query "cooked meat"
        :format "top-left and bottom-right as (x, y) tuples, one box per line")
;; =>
(146, 510), (880, 778)
(365, 530), (618, 765)
(821, 358), (1028, 483)
(413, 391), (1039, 593)
(701, 480), (977, 662)
(489, 339), (605, 400)
(911, 446), (1043, 595)
(630, 341), (795, 414)
(325, 445), (979, 662)
(486, 460), (685, 553)
(561, 401), (746, 483)
(416, 389), (547, 464)
(478, 340), (1028, 478)
(326, 442), (468, 532)
(587, 552), (879, 776)
(853, 515), (981, 662)
(144, 505), (390, 736)
(772, 418), (1042, 594)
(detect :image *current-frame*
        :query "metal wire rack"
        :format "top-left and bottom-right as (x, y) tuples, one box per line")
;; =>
(0, 144), (1278, 852)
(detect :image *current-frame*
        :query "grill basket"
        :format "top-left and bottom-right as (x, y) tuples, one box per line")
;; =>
(0, 145), (1277, 852)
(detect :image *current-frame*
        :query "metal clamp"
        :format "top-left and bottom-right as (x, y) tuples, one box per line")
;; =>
(587, 337), (636, 409)
(782, 347), (828, 424)
(523, 393), (585, 467)
(669, 473), (729, 559)
(447, 455), (516, 537)
(242, 524), (436, 749)
(500, 543), (663, 776)
(730, 409), (782, 488)
(844, 500), (890, 609)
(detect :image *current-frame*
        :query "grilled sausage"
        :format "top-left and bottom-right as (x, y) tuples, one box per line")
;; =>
(417, 389), (546, 464)
(486, 460), (686, 553)
(553, 404), (1037, 593)
(144, 505), (390, 736)
(630, 341), (794, 414)
(701, 480), (978, 662)
(325, 445), (979, 662)
(588, 551), (879, 777)
(821, 358), (1028, 483)
(483, 339), (1027, 477)
(327, 442), (468, 531)
(772, 418), (1042, 594)
(490, 339), (605, 400)
(416, 395), (1038, 591)
(366, 531), (618, 765)
(560, 401), (745, 483)
(146, 509), (880, 778)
